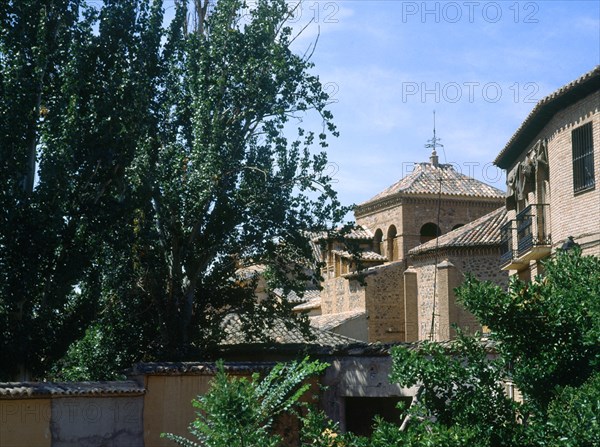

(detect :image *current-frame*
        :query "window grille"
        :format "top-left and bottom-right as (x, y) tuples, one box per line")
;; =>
(572, 122), (595, 193)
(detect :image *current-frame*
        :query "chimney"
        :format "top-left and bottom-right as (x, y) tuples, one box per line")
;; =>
(430, 149), (439, 167)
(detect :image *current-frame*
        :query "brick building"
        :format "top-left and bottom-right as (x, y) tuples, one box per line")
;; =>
(496, 66), (600, 279)
(299, 149), (506, 343)
(405, 207), (509, 341)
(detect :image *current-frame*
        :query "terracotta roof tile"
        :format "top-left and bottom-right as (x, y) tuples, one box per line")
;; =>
(409, 207), (507, 256)
(273, 288), (321, 304)
(361, 163), (504, 206)
(311, 226), (374, 241)
(332, 250), (387, 262)
(220, 313), (362, 346)
(292, 297), (322, 312)
(128, 362), (276, 375)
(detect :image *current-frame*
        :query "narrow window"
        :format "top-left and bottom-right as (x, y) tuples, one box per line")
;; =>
(387, 225), (397, 261)
(373, 229), (383, 255)
(572, 122), (595, 193)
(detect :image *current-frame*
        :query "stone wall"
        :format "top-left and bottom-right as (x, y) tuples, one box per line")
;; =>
(355, 200), (404, 261)
(356, 196), (503, 262)
(1, 398), (51, 447)
(320, 356), (417, 433)
(363, 262), (406, 343)
(321, 262), (406, 343)
(545, 92), (600, 256)
(321, 276), (366, 314)
(400, 197), (504, 262)
(409, 248), (508, 341)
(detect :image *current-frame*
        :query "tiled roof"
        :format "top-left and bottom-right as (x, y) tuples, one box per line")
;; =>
(311, 226), (374, 241)
(360, 162), (505, 206)
(220, 313), (362, 347)
(495, 66), (600, 169)
(310, 309), (366, 332)
(0, 381), (144, 398)
(274, 287), (321, 304)
(344, 227), (375, 239)
(409, 207), (507, 256)
(128, 362), (277, 376)
(332, 250), (387, 262)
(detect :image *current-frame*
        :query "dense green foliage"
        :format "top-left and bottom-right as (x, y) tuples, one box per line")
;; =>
(0, 0), (346, 380)
(385, 249), (600, 447)
(390, 333), (522, 446)
(175, 251), (597, 447)
(458, 249), (600, 411)
(162, 357), (328, 447)
(0, 0), (162, 380)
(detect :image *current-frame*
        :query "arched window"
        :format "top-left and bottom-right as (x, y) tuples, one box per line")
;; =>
(373, 229), (383, 255)
(452, 224), (464, 231)
(387, 225), (397, 261)
(420, 223), (441, 244)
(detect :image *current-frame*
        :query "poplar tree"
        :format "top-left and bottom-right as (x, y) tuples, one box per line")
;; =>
(1, 0), (345, 380)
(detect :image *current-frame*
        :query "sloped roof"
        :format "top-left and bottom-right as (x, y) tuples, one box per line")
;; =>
(310, 309), (366, 332)
(273, 287), (320, 304)
(332, 249), (387, 262)
(128, 362), (276, 376)
(360, 162), (505, 206)
(220, 313), (362, 346)
(495, 66), (600, 169)
(311, 226), (374, 241)
(409, 207), (507, 256)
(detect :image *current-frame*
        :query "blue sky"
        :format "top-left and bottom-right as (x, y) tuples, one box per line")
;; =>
(284, 0), (600, 208)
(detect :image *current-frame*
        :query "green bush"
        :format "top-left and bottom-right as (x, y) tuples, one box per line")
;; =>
(162, 357), (327, 447)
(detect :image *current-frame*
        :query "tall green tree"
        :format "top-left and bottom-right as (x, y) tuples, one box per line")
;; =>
(79, 0), (345, 372)
(1, 0), (345, 380)
(0, 0), (165, 379)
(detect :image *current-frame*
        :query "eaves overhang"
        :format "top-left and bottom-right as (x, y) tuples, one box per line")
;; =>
(494, 66), (600, 170)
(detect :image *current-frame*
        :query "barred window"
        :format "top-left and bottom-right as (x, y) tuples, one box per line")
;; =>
(572, 122), (595, 193)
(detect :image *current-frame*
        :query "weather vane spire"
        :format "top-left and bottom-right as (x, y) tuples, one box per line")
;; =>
(425, 110), (443, 166)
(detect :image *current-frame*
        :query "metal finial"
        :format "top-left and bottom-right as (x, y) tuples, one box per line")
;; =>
(425, 110), (443, 154)
(425, 111), (443, 167)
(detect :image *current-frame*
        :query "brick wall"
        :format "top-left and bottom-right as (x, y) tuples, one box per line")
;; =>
(504, 90), (600, 271)
(356, 196), (503, 262)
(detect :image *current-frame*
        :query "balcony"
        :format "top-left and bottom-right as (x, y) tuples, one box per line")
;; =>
(500, 221), (514, 265)
(501, 204), (551, 270)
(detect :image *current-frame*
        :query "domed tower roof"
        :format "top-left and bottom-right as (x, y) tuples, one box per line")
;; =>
(363, 161), (504, 203)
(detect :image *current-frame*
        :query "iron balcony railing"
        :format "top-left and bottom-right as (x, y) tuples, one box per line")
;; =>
(500, 220), (514, 264)
(515, 204), (551, 257)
